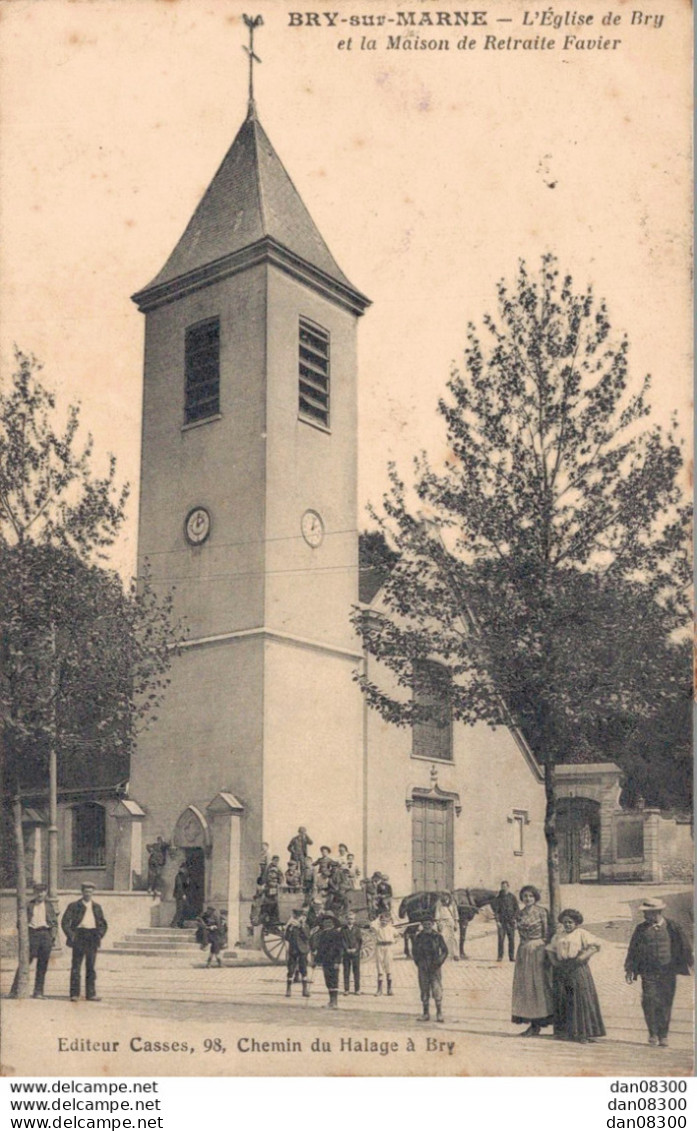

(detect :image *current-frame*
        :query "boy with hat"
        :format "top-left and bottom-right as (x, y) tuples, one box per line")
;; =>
(412, 915), (448, 1023)
(61, 883), (108, 1002)
(625, 897), (693, 1047)
(284, 907), (312, 998)
(312, 912), (344, 1008)
(9, 882), (58, 999)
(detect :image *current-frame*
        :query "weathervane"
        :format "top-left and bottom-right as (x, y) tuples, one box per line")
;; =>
(243, 14), (263, 110)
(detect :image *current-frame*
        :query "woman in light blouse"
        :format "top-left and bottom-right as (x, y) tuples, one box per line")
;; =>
(511, 885), (553, 1036)
(546, 908), (606, 1043)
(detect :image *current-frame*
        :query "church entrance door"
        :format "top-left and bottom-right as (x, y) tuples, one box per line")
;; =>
(183, 847), (205, 918)
(411, 798), (453, 891)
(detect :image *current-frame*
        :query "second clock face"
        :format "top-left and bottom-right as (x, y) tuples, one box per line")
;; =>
(185, 506), (211, 546)
(301, 509), (324, 548)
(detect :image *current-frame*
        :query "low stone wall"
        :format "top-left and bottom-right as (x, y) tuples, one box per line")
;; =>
(0, 889), (156, 957)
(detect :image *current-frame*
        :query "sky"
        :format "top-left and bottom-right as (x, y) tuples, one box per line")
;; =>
(0, 0), (692, 577)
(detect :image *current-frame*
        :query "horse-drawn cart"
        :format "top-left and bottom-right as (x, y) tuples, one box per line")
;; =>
(259, 888), (377, 964)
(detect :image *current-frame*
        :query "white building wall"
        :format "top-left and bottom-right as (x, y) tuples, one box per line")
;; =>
(364, 652), (547, 902)
(262, 638), (364, 864)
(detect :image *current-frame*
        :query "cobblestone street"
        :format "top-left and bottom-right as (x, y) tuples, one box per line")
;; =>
(2, 885), (693, 1077)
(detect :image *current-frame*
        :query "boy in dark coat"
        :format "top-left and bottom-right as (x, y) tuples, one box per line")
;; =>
(625, 897), (693, 1047)
(341, 909), (363, 995)
(284, 908), (312, 998)
(412, 915), (448, 1023)
(312, 912), (344, 1008)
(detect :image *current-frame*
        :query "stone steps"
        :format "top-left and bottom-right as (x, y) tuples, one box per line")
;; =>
(104, 925), (242, 960)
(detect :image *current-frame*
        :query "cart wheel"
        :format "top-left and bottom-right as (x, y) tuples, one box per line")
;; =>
(261, 925), (288, 964)
(360, 926), (375, 962)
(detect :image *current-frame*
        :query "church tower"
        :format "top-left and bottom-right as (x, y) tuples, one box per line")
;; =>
(129, 56), (370, 935)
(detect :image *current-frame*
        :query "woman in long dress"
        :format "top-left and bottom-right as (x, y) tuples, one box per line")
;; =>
(511, 885), (553, 1036)
(546, 908), (605, 1042)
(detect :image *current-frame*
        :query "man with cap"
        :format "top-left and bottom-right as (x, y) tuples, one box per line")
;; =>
(9, 882), (58, 999)
(412, 914), (448, 1023)
(287, 827), (313, 868)
(312, 911), (344, 1008)
(625, 897), (693, 1047)
(61, 883), (108, 1002)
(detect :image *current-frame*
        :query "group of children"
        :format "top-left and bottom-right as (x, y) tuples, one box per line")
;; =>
(256, 831), (394, 924)
(282, 905), (449, 1021)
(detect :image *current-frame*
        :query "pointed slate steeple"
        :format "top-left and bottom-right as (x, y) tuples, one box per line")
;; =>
(133, 104), (369, 315)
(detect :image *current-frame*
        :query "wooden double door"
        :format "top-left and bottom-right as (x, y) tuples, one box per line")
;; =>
(412, 798), (453, 891)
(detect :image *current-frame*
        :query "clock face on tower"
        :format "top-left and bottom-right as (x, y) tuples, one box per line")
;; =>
(301, 509), (324, 548)
(185, 506), (211, 546)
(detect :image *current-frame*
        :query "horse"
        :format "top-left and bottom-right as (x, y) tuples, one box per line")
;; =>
(399, 887), (498, 958)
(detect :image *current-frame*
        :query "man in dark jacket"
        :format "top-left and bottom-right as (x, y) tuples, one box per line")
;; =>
(10, 882), (58, 999)
(412, 915), (448, 1023)
(492, 881), (519, 962)
(312, 912), (344, 1008)
(284, 908), (312, 998)
(287, 827), (313, 867)
(625, 897), (693, 1047)
(61, 883), (108, 1002)
(341, 909), (363, 995)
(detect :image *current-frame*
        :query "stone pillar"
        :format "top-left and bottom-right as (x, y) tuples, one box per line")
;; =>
(112, 800), (146, 890)
(206, 793), (244, 949)
(642, 809), (663, 882)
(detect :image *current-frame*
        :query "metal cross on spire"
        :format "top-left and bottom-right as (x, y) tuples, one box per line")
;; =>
(242, 14), (263, 113)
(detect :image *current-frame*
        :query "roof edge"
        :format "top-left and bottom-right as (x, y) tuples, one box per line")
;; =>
(132, 237), (371, 316)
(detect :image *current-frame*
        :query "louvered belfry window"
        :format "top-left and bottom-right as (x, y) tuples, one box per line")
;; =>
(185, 318), (220, 424)
(298, 318), (330, 428)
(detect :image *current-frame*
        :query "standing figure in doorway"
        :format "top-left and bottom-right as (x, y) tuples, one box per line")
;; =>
(511, 885), (553, 1037)
(9, 882), (58, 999)
(625, 897), (693, 1048)
(61, 883), (108, 1002)
(171, 863), (190, 928)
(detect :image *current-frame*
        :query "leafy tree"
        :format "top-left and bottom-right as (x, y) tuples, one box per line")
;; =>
(353, 256), (691, 916)
(0, 350), (182, 996)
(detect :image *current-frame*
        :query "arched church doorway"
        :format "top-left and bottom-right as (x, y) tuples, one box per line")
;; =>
(182, 847), (205, 918)
(557, 797), (600, 883)
(172, 806), (210, 917)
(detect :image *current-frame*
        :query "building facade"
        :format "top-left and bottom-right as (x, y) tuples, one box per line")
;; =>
(8, 94), (552, 943)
